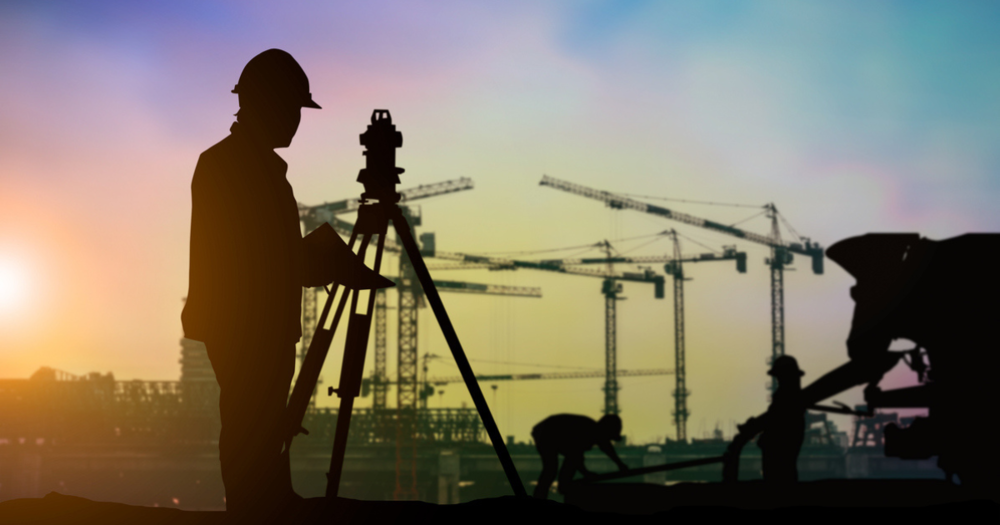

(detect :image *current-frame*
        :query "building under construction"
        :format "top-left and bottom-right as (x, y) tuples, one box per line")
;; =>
(0, 339), (941, 510)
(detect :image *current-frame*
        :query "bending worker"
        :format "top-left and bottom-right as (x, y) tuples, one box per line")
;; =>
(531, 414), (630, 499)
(182, 49), (391, 522)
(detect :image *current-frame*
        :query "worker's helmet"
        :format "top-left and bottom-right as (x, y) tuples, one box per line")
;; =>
(233, 49), (321, 109)
(597, 414), (623, 441)
(768, 355), (805, 378)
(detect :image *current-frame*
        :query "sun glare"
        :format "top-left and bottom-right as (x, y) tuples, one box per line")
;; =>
(0, 258), (29, 313)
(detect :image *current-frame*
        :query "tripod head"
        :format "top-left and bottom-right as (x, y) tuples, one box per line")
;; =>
(357, 110), (405, 204)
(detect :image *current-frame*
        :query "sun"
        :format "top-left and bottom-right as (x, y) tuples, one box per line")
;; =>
(0, 258), (29, 313)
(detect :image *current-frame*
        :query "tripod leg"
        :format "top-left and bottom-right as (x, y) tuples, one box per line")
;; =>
(285, 229), (365, 448)
(389, 206), (527, 497)
(326, 216), (389, 499)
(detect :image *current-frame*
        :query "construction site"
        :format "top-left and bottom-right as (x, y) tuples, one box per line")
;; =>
(0, 176), (951, 511)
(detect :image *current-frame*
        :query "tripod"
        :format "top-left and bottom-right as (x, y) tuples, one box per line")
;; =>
(284, 110), (526, 499)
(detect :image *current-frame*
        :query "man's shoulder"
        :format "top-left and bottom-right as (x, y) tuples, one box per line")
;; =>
(197, 134), (239, 166)
(535, 414), (595, 430)
(192, 135), (247, 190)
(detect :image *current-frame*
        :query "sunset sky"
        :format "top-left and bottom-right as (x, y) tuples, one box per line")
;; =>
(2, 1), (999, 445)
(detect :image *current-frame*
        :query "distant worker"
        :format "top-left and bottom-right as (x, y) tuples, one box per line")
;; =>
(182, 49), (391, 523)
(757, 355), (807, 483)
(531, 414), (630, 499)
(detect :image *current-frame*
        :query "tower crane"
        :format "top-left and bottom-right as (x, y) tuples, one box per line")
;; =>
(539, 175), (824, 396)
(428, 241), (667, 416)
(565, 230), (746, 442)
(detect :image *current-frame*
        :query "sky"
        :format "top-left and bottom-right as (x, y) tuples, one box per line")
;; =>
(2, 1), (999, 446)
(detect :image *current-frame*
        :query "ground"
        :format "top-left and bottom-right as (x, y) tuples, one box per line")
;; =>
(0, 481), (996, 524)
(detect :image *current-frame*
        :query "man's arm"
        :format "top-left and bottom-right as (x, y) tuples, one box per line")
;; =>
(597, 440), (629, 471)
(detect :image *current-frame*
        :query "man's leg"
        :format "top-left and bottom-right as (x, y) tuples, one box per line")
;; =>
(761, 447), (797, 483)
(557, 453), (583, 494)
(208, 334), (296, 520)
(533, 443), (558, 499)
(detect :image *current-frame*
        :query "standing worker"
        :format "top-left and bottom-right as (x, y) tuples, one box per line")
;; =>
(182, 49), (391, 522)
(531, 414), (630, 499)
(757, 355), (807, 483)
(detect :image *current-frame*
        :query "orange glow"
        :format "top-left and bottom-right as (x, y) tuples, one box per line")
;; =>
(0, 257), (28, 312)
(0, 253), (32, 321)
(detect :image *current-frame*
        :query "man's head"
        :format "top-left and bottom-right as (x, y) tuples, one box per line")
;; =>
(597, 414), (623, 442)
(768, 355), (805, 387)
(233, 49), (321, 148)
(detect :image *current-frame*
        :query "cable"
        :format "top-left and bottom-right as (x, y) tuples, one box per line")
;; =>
(675, 231), (723, 255)
(729, 209), (768, 229)
(563, 245), (607, 259)
(610, 231), (671, 244)
(467, 358), (603, 372)
(472, 241), (603, 256)
(618, 236), (669, 256)
(777, 212), (804, 243)
(478, 232), (670, 261)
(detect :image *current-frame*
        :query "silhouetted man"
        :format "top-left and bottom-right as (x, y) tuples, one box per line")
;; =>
(182, 49), (388, 522)
(757, 355), (807, 483)
(531, 414), (629, 499)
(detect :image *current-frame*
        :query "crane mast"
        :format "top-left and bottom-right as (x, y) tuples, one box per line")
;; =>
(670, 232), (687, 443)
(540, 175), (822, 399)
(662, 232), (746, 441)
(600, 241), (622, 416)
(394, 208), (420, 500)
(766, 204), (786, 395)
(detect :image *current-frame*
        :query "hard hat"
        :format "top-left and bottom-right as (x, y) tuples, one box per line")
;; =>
(768, 355), (804, 378)
(232, 49), (321, 109)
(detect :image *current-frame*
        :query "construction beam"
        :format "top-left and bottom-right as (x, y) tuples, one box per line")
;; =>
(577, 456), (725, 484)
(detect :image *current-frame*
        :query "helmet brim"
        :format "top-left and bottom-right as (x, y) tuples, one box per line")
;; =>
(232, 85), (321, 109)
(303, 95), (321, 109)
(767, 369), (805, 377)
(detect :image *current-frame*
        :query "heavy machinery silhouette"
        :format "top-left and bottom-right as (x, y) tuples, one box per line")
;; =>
(428, 241), (666, 416)
(722, 233), (1000, 500)
(539, 175), (824, 397)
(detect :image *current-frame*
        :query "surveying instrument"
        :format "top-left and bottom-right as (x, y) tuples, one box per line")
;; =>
(283, 110), (526, 499)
